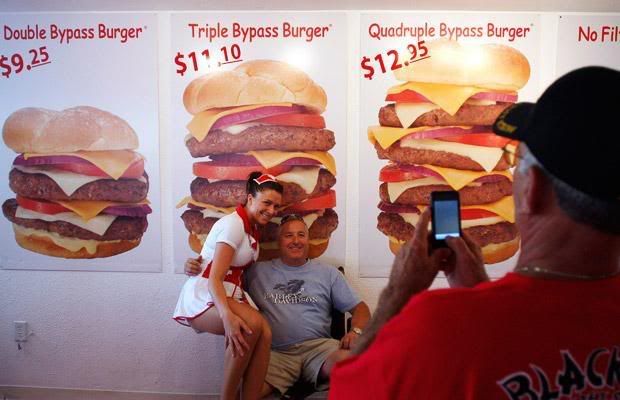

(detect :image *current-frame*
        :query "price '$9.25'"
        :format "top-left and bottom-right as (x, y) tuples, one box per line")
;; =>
(360, 41), (429, 80)
(1, 46), (51, 79)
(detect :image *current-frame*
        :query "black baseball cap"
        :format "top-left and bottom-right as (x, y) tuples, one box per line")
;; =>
(493, 66), (620, 200)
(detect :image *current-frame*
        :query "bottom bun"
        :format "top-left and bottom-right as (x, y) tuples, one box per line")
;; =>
(387, 235), (520, 265)
(188, 233), (204, 254)
(15, 230), (140, 259)
(258, 240), (330, 262)
(480, 236), (520, 264)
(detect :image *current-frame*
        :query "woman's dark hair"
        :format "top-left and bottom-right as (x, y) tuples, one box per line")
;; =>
(246, 171), (284, 198)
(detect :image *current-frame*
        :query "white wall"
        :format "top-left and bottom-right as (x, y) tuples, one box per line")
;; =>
(1, 0), (619, 395)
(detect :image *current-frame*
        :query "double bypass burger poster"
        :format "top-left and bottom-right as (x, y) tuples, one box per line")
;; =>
(0, 11), (618, 275)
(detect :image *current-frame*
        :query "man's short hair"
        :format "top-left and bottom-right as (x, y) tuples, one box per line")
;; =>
(518, 149), (620, 234)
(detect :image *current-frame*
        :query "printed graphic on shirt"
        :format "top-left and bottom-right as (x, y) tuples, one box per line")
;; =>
(264, 279), (319, 304)
(497, 347), (620, 399)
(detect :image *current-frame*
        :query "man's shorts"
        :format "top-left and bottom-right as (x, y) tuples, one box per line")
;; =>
(265, 338), (341, 394)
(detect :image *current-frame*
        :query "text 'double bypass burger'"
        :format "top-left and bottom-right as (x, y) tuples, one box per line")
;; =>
(2, 106), (152, 258)
(177, 59), (338, 260)
(369, 39), (530, 264)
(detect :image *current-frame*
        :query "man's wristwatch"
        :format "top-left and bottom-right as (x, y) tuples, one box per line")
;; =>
(351, 327), (363, 335)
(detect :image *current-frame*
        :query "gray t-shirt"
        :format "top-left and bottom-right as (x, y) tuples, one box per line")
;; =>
(243, 258), (360, 349)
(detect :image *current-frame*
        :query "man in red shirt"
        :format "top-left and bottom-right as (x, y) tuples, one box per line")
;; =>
(330, 66), (620, 399)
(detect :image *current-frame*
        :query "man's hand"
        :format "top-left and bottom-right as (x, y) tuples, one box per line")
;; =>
(444, 233), (488, 288)
(184, 256), (202, 276)
(352, 209), (447, 355)
(340, 331), (359, 350)
(386, 209), (448, 296)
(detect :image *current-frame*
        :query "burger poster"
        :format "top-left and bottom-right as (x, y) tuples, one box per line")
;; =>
(169, 12), (348, 272)
(358, 12), (541, 278)
(0, 13), (162, 272)
(556, 14), (620, 76)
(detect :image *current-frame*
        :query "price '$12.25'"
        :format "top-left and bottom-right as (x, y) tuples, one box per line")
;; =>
(360, 41), (429, 80)
(1, 46), (51, 79)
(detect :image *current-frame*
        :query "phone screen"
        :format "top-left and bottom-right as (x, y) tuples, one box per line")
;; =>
(433, 199), (461, 240)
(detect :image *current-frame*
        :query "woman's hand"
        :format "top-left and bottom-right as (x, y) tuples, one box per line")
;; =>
(184, 256), (202, 276)
(221, 310), (253, 358)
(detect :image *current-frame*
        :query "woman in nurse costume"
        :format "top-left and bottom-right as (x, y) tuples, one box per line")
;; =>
(173, 172), (283, 400)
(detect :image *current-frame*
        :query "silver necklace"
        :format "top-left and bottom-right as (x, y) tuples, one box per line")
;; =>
(515, 265), (619, 281)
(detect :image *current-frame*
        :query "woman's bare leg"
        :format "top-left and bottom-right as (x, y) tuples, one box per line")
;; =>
(190, 300), (269, 400)
(241, 318), (271, 399)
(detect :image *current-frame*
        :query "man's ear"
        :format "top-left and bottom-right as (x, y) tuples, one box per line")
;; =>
(524, 166), (553, 214)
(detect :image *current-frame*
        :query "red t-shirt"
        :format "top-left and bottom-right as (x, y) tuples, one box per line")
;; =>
(330, 273), (620, 399)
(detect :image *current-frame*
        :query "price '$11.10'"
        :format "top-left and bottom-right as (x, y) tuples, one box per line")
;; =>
(360, 41), (429, 80)
(174, 44), (242, 76)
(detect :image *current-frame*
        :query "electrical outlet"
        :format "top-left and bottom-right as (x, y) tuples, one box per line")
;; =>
(14, 321), (28, 342)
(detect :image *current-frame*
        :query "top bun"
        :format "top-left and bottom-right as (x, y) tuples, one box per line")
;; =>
(394, 39), (531, 91)
(183, 59), (327, 114)
(3, 106), (138, 153)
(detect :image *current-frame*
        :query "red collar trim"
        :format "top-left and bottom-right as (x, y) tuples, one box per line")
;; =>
(236, 204), (260, 244)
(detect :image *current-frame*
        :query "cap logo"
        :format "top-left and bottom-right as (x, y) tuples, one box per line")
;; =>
(496, 119), (517, 135)
(253, 174), (277, 185)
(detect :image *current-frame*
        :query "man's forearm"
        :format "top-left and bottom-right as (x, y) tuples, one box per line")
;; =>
(349, 302), (371, 331)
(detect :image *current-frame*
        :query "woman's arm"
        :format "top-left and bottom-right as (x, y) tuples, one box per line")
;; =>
(208, 242), (253, 357)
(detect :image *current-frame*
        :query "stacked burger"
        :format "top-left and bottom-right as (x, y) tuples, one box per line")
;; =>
(368, 40), (530, 263)
(1, 106), (151, 258)
(178, 59), (338, 260)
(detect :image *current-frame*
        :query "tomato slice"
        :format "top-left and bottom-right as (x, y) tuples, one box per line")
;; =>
(438, 134), (511, 148)
(53, 159), (145, 179)
(461, 209), (498, 220)
(385, 90), (431, 103)
(193, 162), (292, 180)
(379, 165), (440, 182)
(254, 113), (326, 129)
(16, 195), (70, 215)
(284, 190), (336, 212)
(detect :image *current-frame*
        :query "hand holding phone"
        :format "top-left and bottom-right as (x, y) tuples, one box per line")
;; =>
(430, 191), (461, 248)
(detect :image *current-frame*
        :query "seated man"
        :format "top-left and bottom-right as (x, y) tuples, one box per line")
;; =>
(185, 214), (370, 397)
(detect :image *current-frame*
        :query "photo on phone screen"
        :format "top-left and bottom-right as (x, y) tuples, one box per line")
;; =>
(431, 191), (461, 246)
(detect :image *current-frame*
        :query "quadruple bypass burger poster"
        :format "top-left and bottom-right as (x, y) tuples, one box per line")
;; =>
(0, 11), (618, 276)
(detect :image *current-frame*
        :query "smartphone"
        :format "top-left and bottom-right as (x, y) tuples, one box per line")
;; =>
(430, 191), (461, 248)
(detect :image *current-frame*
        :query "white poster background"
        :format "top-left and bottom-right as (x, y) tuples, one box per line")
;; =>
(169, 12), (348, 273)
(556, 14), (620, 76)
(359, 12), (541, 278)
(0, 13), (161, 272)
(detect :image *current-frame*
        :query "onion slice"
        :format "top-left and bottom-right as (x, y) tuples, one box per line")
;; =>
(13, 154), (92, 167)
(103, 204), (152, 217)
(211, 105), (306, 131)
(403, 126), (489, 141)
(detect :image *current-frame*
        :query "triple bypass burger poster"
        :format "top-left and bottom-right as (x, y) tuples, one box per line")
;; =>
(0, 11), (618, 275)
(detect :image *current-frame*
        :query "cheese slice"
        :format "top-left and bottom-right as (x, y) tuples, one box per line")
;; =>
(175, 196), (236, 214)
(387, 177), (446, 202)
(394, 103), (439, 129)
(248, 150), (336, 176)
(368, 125), (440, 150)
(16, 207), (117, 236)
(55, 199), (150, 221)
(13, 165), (147, 196)
(462, 216), (504, 229)
(13, 224), (120, 255)
(463, 196), (515, 223)
(276, 167), (320, 194)
(270, 213), (320, 229)
(422, 165), (512, 191)
(387, 82), (488, 116)
(399, 138), (504, 172)
(23, 150), (143, 180)
(187, 103), (294, 142)
(201, 209), (229, 219)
